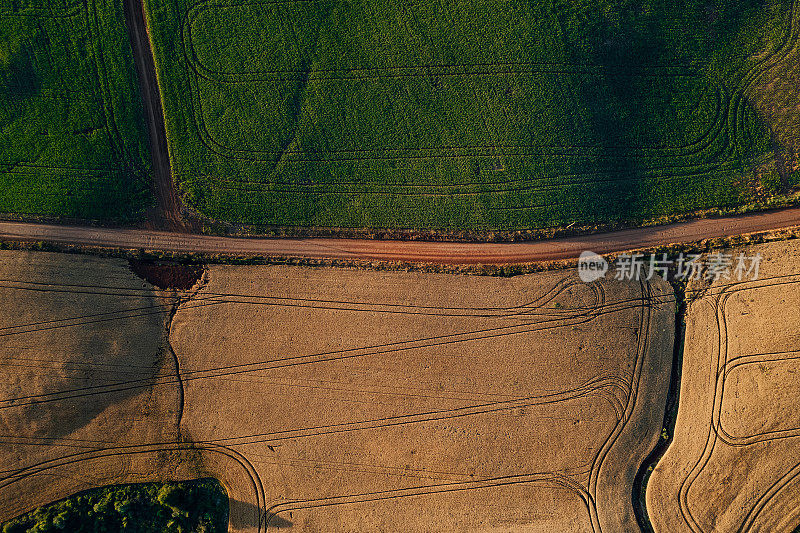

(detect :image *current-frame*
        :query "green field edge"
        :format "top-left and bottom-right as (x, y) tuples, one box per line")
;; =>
(1, 185), (798, 243)
(141, 0), (798, 234)
(177, 188), (800, 241)
(0, 0), (155, 222)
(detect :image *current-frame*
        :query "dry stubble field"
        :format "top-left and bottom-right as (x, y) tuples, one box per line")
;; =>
(0, 252), (675, 532)
(647, 239), (800, 532)
(0, 252), (186, 519)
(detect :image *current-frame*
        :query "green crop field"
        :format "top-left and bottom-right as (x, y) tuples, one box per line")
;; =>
(0, 0), (151, 220)
(146, 0), (798, 230)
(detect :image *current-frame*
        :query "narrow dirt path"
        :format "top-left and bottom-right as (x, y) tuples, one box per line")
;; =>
(123, 0), (185, 232)
(2, 207), (800, 264)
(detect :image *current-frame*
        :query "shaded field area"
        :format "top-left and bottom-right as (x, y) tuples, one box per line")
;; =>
(1, 478), (227, 533)
(0, 0), (151, 220)
(647, 239), (800, 532)
(0, 252), (187, 521)
(145, 0), (798, 230)
(0, 251), (674, 532)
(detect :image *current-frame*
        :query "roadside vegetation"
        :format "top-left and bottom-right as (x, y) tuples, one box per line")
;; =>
(0, 478), (227, 533)
(0, 0), (151, 220)
(145, 0), (796, 230)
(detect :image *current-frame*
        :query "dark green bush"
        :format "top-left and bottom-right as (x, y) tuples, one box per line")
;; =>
(1, 479), (227, 533)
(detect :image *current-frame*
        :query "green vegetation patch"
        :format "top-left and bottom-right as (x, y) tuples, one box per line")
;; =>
(1, 478), (227, 533)
(146, 0), (793, 229)
(0, 0), (152, 220)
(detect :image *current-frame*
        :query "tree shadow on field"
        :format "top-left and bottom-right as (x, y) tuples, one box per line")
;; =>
(265, 512), (293, 529)
(0, 40), (40, 99)
(227, 499), (293, 530)
(571, 14), (667, 225)
(562, 0), (780, 225)
(0, 288), (175, 445)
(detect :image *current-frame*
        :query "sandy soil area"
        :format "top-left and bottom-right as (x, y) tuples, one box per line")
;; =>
(0, 253), (674, 532)
(647, 239), (800, 532)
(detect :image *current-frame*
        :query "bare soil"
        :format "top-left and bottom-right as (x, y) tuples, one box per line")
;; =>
(129, 259), (204, 290)
(1, 205), (800, 264)
(123, 0), (186, 231)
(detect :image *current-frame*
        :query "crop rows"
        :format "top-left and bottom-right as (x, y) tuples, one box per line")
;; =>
(0, 0), (151, 220)
(0, 264), (673, 531)
(143, 0), (794, 229)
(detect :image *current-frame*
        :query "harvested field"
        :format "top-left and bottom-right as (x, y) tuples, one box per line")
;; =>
(647, 239), (800, 532)
(145, 0), (795, 229)
(0, 252), (674, 531)
(168, 266), (674, 531)
(0, 251), (190, 520)
(0, 0), (151, 220)
(0, 251), (673, 531)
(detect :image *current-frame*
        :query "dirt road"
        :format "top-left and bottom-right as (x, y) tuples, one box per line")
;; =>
(2, 207), (800, 264)
(123, 0), (184, 231)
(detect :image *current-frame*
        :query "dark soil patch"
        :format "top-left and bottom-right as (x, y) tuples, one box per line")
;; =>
(129, 259), (203, 290)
